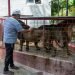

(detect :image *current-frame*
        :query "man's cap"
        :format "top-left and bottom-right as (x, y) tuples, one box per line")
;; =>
(12, 10), (21, 15)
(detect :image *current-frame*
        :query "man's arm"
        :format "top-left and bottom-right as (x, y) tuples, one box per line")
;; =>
(19, 28), (33, 33)
(21, 29), (31, 33)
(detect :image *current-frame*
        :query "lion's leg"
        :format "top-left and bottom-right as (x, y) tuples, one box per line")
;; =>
(19, 40), (24, 51)
(43, 38), (52, 53)
(63, 40), (71, 56)
(26, 41), (29, 51)
(34, 42), (40, 50)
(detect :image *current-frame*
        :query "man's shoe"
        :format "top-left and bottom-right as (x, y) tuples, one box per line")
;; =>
(3, 70), (9, 74)
(3, 70), (13, 74)
(10, 66), (19, 70)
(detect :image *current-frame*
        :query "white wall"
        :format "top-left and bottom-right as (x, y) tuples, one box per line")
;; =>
(11, 0), (51, 27)
(0, 0), (8, 16)
(0, 0), (51, 17)
(0, 0), (51, 27)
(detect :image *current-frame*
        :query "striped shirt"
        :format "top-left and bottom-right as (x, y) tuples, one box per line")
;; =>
(3, 17), (24, 43)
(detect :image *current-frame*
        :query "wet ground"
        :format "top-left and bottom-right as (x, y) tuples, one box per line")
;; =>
(0, 59), (54, 75)
(0, 59), (32, 75)
(0, 40), (75, 61)
(14, 43), (75, 62)
(0, 59), (43, 75)
(0, 41), (75, 75)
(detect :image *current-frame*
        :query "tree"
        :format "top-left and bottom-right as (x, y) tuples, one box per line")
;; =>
(51, 0), (61, 16)
(73, 0), (75, 6)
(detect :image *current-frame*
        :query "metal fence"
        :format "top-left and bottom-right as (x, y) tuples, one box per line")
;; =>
(0, 17), (75, 56)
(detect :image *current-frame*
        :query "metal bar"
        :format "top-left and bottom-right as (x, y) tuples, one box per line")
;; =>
(20, 17), (75, 20)
(8, 0), (11, 16)
(66, 0), (68, 16)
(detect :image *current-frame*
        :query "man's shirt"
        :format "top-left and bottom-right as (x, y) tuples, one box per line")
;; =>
(3, 17), (24, 43)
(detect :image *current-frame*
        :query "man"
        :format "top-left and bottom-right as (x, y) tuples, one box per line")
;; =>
(3, 10), (30, 74)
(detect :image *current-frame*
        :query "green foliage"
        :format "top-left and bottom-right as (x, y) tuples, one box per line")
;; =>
(51, 0), (75, 16)
(51, 0), (60, 16)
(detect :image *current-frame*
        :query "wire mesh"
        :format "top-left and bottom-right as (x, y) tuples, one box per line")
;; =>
(0, 17), (75, 57)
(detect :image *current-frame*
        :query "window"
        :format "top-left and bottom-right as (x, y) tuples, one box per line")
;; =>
(35, 0), (41, 4)
(27, 0), (41, 4)
(27, 0), (34, 3)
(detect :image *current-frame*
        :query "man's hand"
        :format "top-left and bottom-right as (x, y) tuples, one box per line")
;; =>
(20, 27), (35, 33)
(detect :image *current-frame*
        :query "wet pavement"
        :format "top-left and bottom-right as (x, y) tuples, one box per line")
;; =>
(0, 58), (54, 75)
(0, 59), (43, 75)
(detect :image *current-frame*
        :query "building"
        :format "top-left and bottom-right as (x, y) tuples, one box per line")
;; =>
(0, 0), (51, 27)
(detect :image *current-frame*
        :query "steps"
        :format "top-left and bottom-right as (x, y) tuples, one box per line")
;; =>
(0, 48), (75, 75)
(15, 62), (54, 75)
(14, 51), (75, 75)
(0, 59), (54, 75)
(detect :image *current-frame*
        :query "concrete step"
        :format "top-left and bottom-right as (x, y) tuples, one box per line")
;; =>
(0, 59), (54, 75)
(15, 62), (54, 75)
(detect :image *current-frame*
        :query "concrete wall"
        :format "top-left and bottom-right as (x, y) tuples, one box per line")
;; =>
(0, 48), (75, 75)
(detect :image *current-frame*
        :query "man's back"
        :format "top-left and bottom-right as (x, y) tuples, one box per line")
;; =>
(3, 17), (23, 43)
